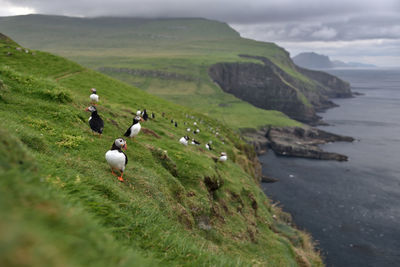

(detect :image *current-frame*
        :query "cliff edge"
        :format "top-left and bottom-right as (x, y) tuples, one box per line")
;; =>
(209, 55), (352, 124)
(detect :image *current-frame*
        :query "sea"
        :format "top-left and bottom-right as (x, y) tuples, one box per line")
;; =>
(260, 68), (400, 267)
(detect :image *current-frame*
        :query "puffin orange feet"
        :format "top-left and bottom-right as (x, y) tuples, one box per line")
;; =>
(118, 172), (124, 182)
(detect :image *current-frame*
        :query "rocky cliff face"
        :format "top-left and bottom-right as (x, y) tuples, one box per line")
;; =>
(243, 126), (354, 161)
(266, 127), (354, 161)
(209, 55), (352, 124)
(296, 66), (352, 98)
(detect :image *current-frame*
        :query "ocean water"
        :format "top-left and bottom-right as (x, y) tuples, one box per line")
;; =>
(260, 68), (400, 267)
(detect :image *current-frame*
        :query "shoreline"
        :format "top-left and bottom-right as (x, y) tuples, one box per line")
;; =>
(259, 68), (400, 267)
(244, 125), (354, 161)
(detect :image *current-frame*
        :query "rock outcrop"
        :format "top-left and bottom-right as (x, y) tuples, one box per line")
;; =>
(243, 126), (354, 161)
(296, 66), (352, 99)
(209, 55), (352, 124)
(266, 127), (354, 161)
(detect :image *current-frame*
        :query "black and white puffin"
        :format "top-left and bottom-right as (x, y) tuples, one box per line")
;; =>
(219, 152), (228, 162)
(179, 136), (189, 146)
(191, 139), (201, 145)
(151, 112), (155, 119)
(142, 109), (149, 121)
(205, 143), (212, 150)
(124, 116), (142, 140)
(105, 138), (128, 182)
(90, 88), (99, 104)
(85, 106), (104, 136)
(175, 122), (178, 127)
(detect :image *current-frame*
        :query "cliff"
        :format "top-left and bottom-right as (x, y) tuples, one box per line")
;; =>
(296, 66), (352, 99)
(209, 55), (352, 124)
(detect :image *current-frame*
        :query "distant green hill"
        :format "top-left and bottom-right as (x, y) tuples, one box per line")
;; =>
(0, 14), (350, 129)
(0, 35), (322, 266)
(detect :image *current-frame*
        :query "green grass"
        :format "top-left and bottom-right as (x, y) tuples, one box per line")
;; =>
(0, 15), (308, 131)
(0, 37), (322, 266)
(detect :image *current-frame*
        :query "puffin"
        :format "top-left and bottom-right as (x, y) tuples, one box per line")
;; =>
(142, 109), (149, 121)
(90, 88), (99, 104)
(124, 115), (142, 140)
(191, 139), (200, 145)
(205, 143), (212, 150)
(85, 106), (104, 136)
(179, 136), (189, 146)
(219, 152), (228, 162)
(151, 112), (155, 119)
(105, 138), (128, 182)
(175, 122), (178, 127)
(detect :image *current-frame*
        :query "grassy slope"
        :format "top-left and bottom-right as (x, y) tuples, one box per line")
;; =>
(0, 36), (322, 266)
(0, 15), (303, 131)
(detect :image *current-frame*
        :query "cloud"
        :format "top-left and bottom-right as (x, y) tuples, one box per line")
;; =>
(1, 0), (399, 66)
(0, 0), (35, 16)
(311, 27), (337, 40)
(1, 0), (396, 23)
(232, 13), (400, 42)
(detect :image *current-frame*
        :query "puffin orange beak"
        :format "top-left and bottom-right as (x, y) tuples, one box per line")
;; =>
(85, 107), (89, 111)
(123, 144), (127, 150)
(140, 117), (144, 122)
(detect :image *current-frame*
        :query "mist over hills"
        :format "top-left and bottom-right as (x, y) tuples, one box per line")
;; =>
(292, 52), (377, 70)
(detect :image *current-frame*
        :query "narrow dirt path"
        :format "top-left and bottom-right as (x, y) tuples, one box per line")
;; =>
(55, 70), (87, 82)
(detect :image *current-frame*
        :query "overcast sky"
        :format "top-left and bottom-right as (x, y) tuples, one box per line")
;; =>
(1, 0), (399, 66)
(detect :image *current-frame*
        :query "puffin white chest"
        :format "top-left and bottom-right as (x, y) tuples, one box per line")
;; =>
(179, 137), (188, 146)
(219, 155), (227, 162)
(129, 123), (141, 137)
(90, 94), (99, 102)
(105, 150), (126, 172)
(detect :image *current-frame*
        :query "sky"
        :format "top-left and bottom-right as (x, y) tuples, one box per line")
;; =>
(1, 0), (399, 67)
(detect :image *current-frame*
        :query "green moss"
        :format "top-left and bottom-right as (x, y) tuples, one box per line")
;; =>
(56, 134), (85, 148)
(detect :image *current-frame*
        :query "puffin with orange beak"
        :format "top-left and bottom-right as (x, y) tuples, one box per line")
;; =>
(105, 138), (128, 182)
(124, 115), (143, 140)
(85, 105), (104, 137)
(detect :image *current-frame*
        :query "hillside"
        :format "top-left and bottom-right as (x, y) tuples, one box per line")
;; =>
(0, 14), (350, 127)
(0, 35), (323, 265)
(293, 52), (377, 69)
